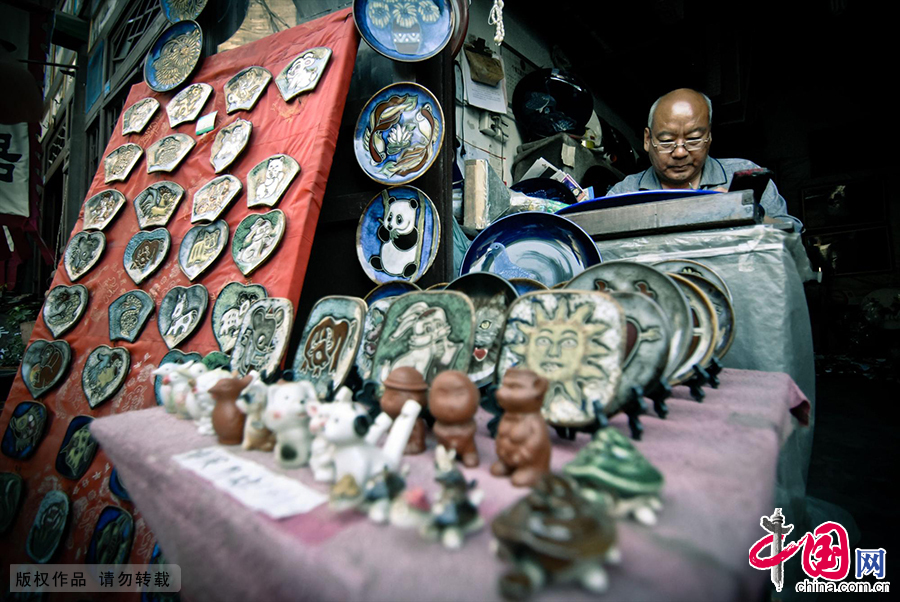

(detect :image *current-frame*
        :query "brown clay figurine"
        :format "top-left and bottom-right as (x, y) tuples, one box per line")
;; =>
(209, 374), (253, 445)
(491, 367), (551, 487)
(429, 370), (480, 467)
(381, 367), (428, 454)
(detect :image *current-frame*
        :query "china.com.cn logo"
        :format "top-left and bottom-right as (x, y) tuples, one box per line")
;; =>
(749, 508), (888, 594)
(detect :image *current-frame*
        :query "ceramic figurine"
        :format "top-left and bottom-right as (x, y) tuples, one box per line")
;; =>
(146, 133), (196, 174)
(83, 189), (126, 231)
(246, 154), (300, 208)
(564, 428), (665, 526)
(189, 368), (232, 436)
(231, 209), (286, 275)
(235, 371), (276, 451)
(307, 398), (336, 482)
(133, 181), (185, 228)
(21, 339), (71, 399)
(491, 368), (551, 487)
(154, 360), (207, 417)
(380, 367), (428, 455)
(64, 230), (105, 281)
(420, 446), (484, 550)
(429, 370), (480, 467)
(153, 350), (202, 408)
(263, 379), (317, 468)
(43, 284), (88, 338)
(359, 468), (409, 523)
(275, 47), (332, 101)
(209, 373), (254, 445)
(491, 473), (619, 599)
(122, 97), (159, 135)
(104, 143), (142, 183)
(210, 118), (252, 173)
(225, 66), (272, 113)
(82, 345), (130, 409)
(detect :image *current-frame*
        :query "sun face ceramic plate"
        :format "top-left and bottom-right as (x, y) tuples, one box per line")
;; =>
(82, 345), (130, 409)
(353, 0), (454, 62)
(225, 66), (272, 113)
(192, 175), (241, 223)
(231, 210), (285, 276)
(668, 274), (718, 385)
(1, 401), (48, 461)
(146, 133), (196, 174)
(679, 273), (735, 358)
(43, 284), (89, 338)
(167, 82), (213, 127)
(445, 272), (518, 387)
(161, 0), (209, 22)
(158, 284), (208, 349)
(64, 230), (105, 281)
(370, 290), (474, 385)
(566, 261), (692, 380)
(104, 143), (143, 183)
(109, 290), (155, 343)
(87, 505), (134, 564)
(22, 339), (71, 399)
(292, 296), (366, 397)
(354, 82), (444, 186)
(82, 189), (126, 231)
(26, 490), (69, 563)
(363, 280), (420, 303)
(154, 349), (202, 406)
(0, 472), (24, 533)
(246, 154), (300, 208)
(212, 282), (267, 353)
(354, 295), (396, 381)
(124, 228), (171, 285)
(654, 258), (733, 304)
(210, 118), (251, 173)
(144, 20), (203, 93)
(55, 416), (98, 481)
(133, 181), (185, 228)
(462, 212), (601, 287)
(122, 97), (159, 135)
(356, 186), (440, 283)
(179, 221), (228, 280)
(275, 47), (332, 101)
(230, 298), (294, 378)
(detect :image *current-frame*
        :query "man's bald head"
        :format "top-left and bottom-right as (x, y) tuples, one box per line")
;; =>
(643, 88), (713, 189)
(647, 89), (712, 130)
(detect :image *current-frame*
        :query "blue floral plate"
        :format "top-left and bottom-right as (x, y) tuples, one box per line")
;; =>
(143, 20), (203, 93)
(353, 0), (454, 62)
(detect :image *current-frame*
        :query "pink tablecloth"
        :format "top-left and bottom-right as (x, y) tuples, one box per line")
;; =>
(89, 368), (809, 602)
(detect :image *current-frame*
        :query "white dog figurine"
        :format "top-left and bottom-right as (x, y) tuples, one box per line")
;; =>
(263, 380), (317, 468)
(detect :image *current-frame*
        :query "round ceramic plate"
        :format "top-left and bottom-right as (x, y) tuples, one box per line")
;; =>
(363, 280), (420, 304)
(653, 258), (733, 303)
(668, 274), (718, 385)
(143, 20), (203, 93)
(160, 0), (209, 22)
(356, 186), (441, 284)
(565, 261), (692, 379)
(354, 82), (444, 186)
(461, 212), (601, 287)
(353, 0), (454, 62)
(679, 273), (736, 359)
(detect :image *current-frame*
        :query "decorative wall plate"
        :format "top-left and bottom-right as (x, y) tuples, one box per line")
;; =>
(161, 0), (209, 22)
(166, 82), (213, 127)
(158, 285), (208, 349)
(212, 282), (267, 353)
(354, 82), (444, 185)
(1, 401), (48, 461)
(225, 66), (272, 113)
(143, 20), (203, 93)
(210, 118), (252, 173)
(179, 220), (228, 280)
(356, 186), (441, 283)
(192, 175), (242, 222)
(64, 230), (105, 281)
(497, 291), (626, 428)
(668, 274), (718, 385)
(230, 298), (294, 378)
(122, 97), (159, 135)
(275, 46), (332, 101)
(83, 189), (126, 231)
(508, 278), (549, 296)
(231, 210), (286, 275)
(362, 280), (420, 303)
(461, 212), (601, 287)
(292, 296), (366, 397)
(146, 133), (196, 174)
(203, 350), (231, 370)
(109, 290), (155, 343)
(679, 273), (735, 359)
(445, 272), (518, 387)
(370, 290), (474, 385)
(43, 284), (89, 338)
(154, 349), (202, 406)
(87, 506), (134, 564)
(55, 416), (98, 481)
(653, 259), (733, 303)
(22, 339), (71, 399)
(133, 181), (185, 228)
(82, 345), (130, 409)
(566, 262), (692, 380)
(354, 295), (395, 380)
(124, 228), (171, 285)
(0, 472), (24, 533)
(246, 154), (300, 208)
(104, 143), (143, 183)
(26, 490), (69, 563)
(108, 468), (130, 502)
(353, 0), (454, 62)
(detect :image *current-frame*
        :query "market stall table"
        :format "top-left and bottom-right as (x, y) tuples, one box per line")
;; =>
(90, 368), (809, 602)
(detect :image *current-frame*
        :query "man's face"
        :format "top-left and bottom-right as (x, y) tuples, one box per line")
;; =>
(643, 96), (711, 188)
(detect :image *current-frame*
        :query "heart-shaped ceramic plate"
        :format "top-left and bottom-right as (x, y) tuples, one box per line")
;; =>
(21, 339), (71, 398)
(43, 284), (89, 338)
(82, 345), (131, 408)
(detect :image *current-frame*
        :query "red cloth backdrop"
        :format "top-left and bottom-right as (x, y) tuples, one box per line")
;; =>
(0, 7), (359, 580)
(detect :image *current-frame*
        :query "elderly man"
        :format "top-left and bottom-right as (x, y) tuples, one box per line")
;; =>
(607, 88), (801, 231)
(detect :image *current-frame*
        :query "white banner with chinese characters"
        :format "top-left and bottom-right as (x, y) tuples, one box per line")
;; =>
(0, 122), (29, 217)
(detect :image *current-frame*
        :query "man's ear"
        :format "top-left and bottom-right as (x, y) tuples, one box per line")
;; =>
(643, 127), (652, 153)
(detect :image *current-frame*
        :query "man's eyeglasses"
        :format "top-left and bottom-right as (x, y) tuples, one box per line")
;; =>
(650, 136), (710, 154)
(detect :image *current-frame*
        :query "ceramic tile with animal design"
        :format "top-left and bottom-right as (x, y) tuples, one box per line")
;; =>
(275, 46), (332, 101)
(230, 298), (293, 377)
(21, 339), (71, 398)
(55, 415), (98, 480)
(146, 133), (195, 174)
(212, 282), (267, 352)
(104, 143), (142, 183)
(1, 401), (48, 461)
(64, 230), (105, 281)
(158, 284), (208, 349)
(82, 345), (131, 408)
(122, 97), (159, 135)
(210, 118), (252, 173)
(191, 175), (241, 223)
(246, 154), (299, 208)
(124, 228), (170, 285)
(43, 284), (88, 338)
(224, 66), (272, 113)
(166, 82), (212, 127)
(82, 189), (126, 231)
(231, 209), (285, 275)
(133, 181), (184, 228)
(179, 220), (228, 280)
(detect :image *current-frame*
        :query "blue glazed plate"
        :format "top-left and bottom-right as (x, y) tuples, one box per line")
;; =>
(354, 82), (444, 185)
(143, 20), (203, 93)
(363, 280), (421, 304)
(353, 0), (454, 62)
(556, 189), (718, 215)
(460, 212), (601, 287)
(160, 0), (209, 23)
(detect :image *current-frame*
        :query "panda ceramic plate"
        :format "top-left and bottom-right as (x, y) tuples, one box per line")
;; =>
(355, 186), (440, 284)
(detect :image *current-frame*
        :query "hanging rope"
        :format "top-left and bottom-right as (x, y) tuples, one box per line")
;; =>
(488, 0), (505, 44)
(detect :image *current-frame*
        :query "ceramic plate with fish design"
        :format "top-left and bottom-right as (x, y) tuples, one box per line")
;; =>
(64, 230), (105, 281)
(122, 97), (159, 135)
(292, 296), (365, 397)
(210, 118), (252, 173)
(26, 490), (69, 563)
(43, 284), (89, 338)
(55, 416), (98, 481)
(224, 66), (272, 113)
(146, 134), (196, 174)
(124, 228), (171, 285)
(230, 298), (294, 378)
(158, 284), (208, 349)
(212, 282), (267, 353)
(1, 401), (48, 461)
(104, 143), (143, 183)
(109, 290), (155, 343)
(353, 0), (454, 62)
(21, 339), (71, 399)
(83, 190), (126, 231)
(192, 174), (242, 223)
(246, 154), (299, 208)
(143, 20), (203, 93)
(231, 210), (286, 276)
(82, 345), (130, 408)
(166, 82), (213, 127)
(275, 47), (332, 102)
(133, 181), (185, 228)
(179, 221), (228, 280)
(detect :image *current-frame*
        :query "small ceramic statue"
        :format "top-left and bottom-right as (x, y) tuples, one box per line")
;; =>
(491, 367), (551, 487)
(155, 361), (208, 418)
(235, 371), (276, 451)
(190, 368), (232, 436)
(306, 398), (336, 482)
(209, 373), (254, 445)
(263, 379), (317, 468)
(329, 466), (409, 523)
(380, 367), (428, 454)
(153, 363), (186, 413)
(491, 473), (619, 599)
(420, 445), (484, 550)
(429, 370), (480, 467)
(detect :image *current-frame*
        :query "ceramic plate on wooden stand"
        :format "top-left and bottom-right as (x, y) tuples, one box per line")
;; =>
(667, 274), (718, 385)
(653, 258), (733, 303)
